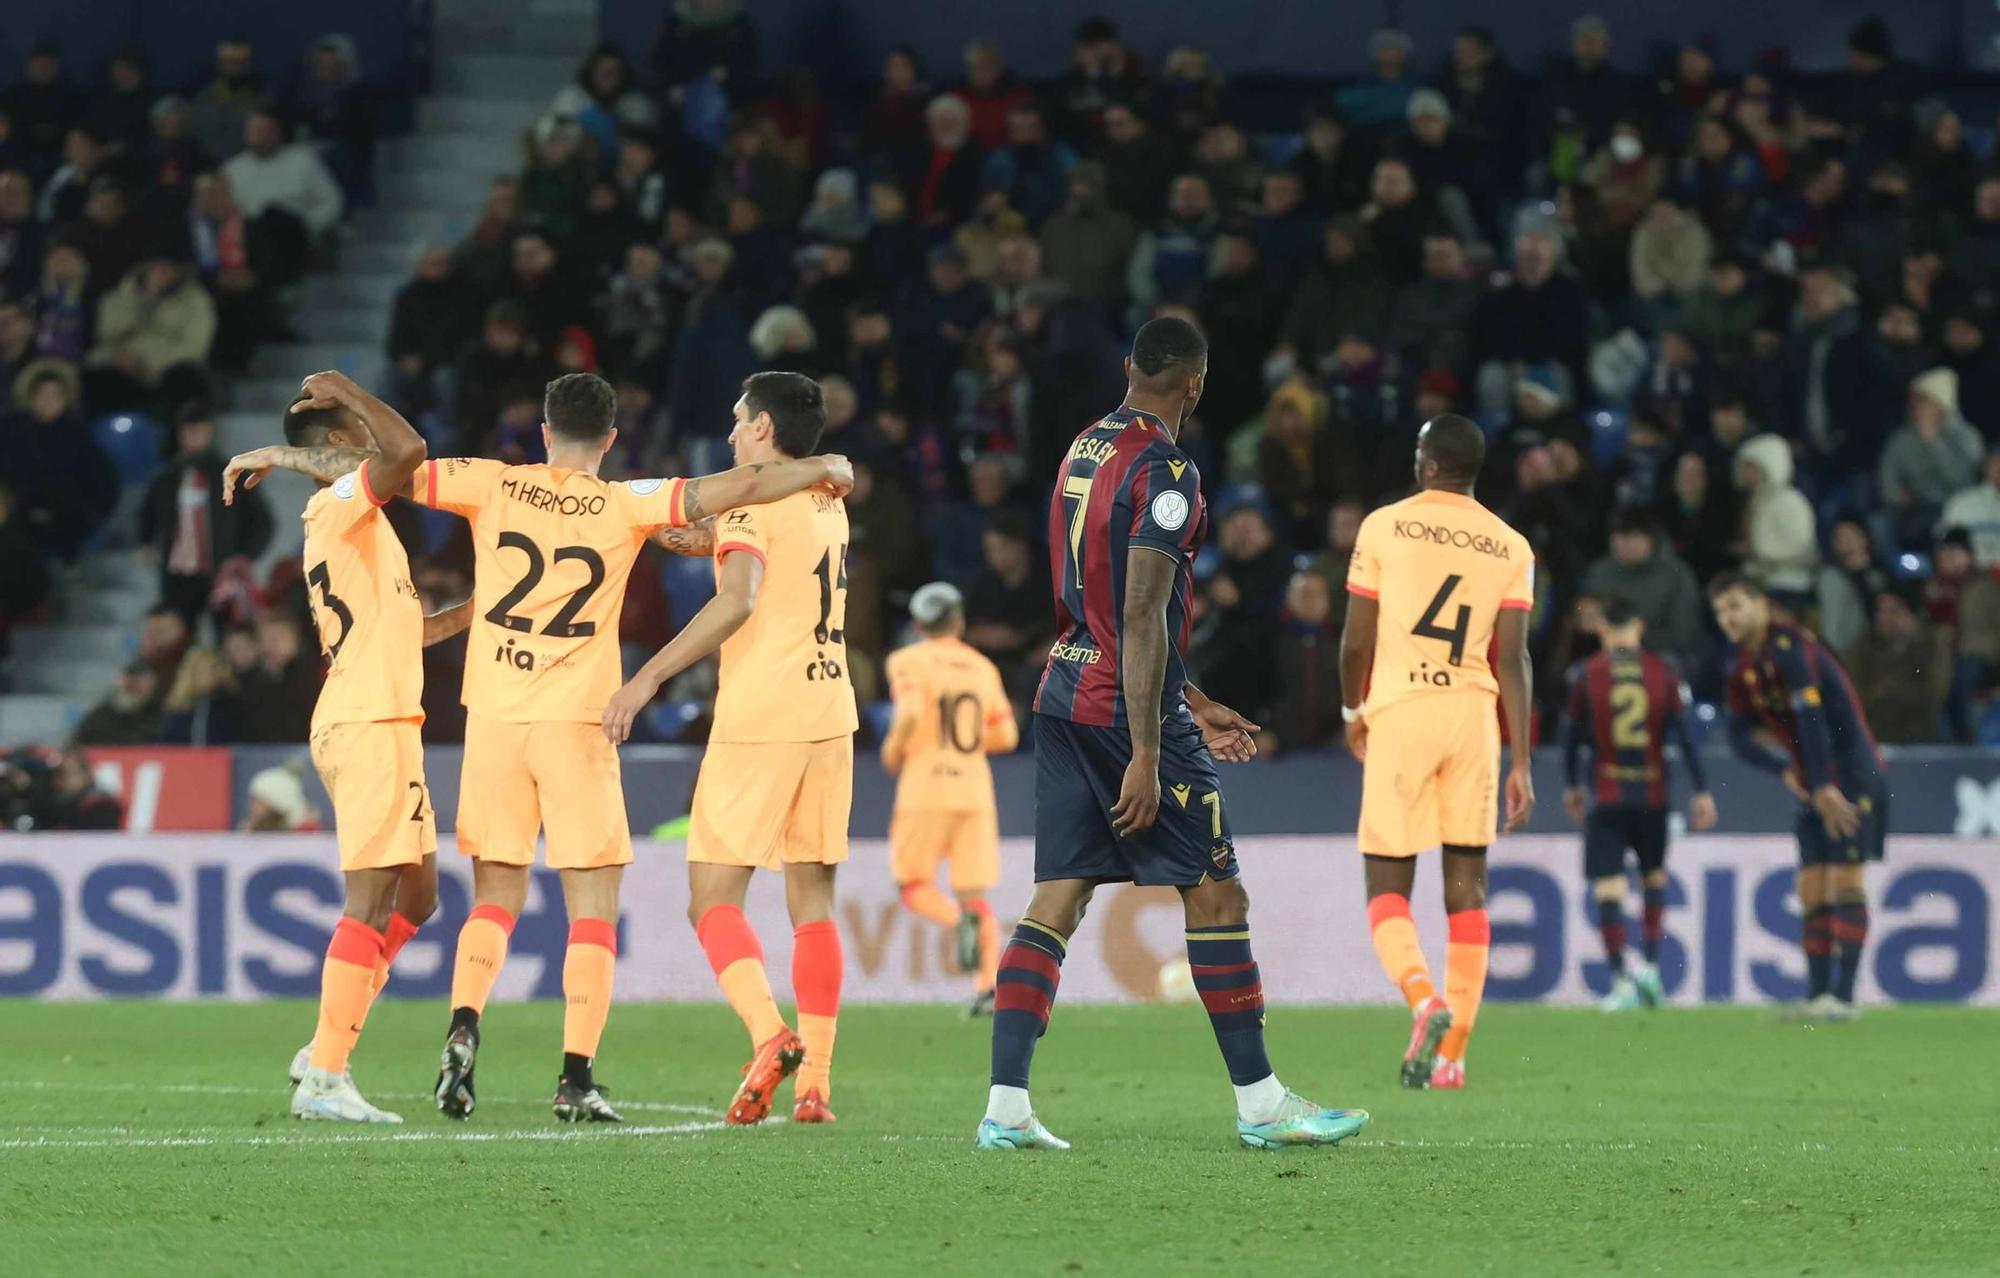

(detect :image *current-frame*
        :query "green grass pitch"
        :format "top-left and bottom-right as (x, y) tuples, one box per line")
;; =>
(1, 1000), (1994, 1276)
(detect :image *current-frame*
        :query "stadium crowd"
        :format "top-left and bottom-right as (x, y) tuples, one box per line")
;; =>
(6, 9), (2000, 777)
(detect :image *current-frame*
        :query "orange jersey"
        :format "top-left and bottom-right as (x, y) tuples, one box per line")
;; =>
(710, 490), (860, 744)
(421, 457), (689, 723)
(885, 636), (1017, 812)
(1347, 489), (1534, 718)
(301, 466), (423, 732)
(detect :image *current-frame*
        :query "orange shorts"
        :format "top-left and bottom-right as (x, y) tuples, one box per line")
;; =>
(890, 807), (1000, 892)
(1358, 693), (1500, 857)
(456, 713), (632, 870)
(310, 718), (437, 872)
(688, 737), (852, 870)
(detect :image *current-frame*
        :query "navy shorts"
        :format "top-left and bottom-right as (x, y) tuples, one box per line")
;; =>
(1797, 775), (1889, 866)
(1583, 807), (1669, 880)
(1032, 711), (1238, 887)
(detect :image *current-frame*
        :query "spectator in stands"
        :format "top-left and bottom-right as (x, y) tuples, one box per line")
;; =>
(44, 749), (123, 829)
(906, 94), (983, 229)
(388, 244), (477, 411)
(451, 299), (550, 452)
(1194, 501), (1288, 717)
(1780, 262), (1876, 491)
(89, 49), (155, 154)
(1470, 219), (1589, 412)
(1055, 18), (1144, 143)
(1877, 367), (1985, 551)
(861, 47), (930, 160)
(0, 169), (41, 297)
(72, 659), (164, 746)
(1538, 15), (1638, 149)
(1845, 585), (1950, 744)
(1928, 527), (2000, 739)
(799, 167), (868, 246)
(141, 95), (211, 198)
(138, 400), (272, 628)
(1940, 310), (1997, 439)
(1268, 569), (1343, 753)
(285, 34), (375, 200)
(1158, 46), (1226, 139)
(82, 254), (215, 414)
(3, 41), (86, 172)
(453, 175), (523, 295)
(1683, 256), (1764, 366)
(0, 296), (35, 388)
(1336, 29), (1418, 129)
(504, 228), (591, 344)
(1947, 176), (2000, 309)
(1255, 380), (1341, 546)
(188, 173), (286, 372)
(185, 37), (264, 161)
(61, 179), (143, 305)
(649, 0), (759, 102)
(0, 482), (51, 646)
(1388, 229), (1477, 373)
(982, 102), (1075, 226)
(1126, 171), (1223, 323)
(1629, 194), (1711, 316)
(139, 605), (191, 682)
(237, 611), (318, 743)
(1817, 519), (1894, 654)
(1580, 506), (1706, 672)
(241, 765), (321, 832)
(158, 646), (243, 745)
(1734, 432), (1819, 603)
(221, 107), (343, 241)
(954, 40), (1033, 150)
(963, 508), (1048, 695)
(1, 359), (111, 560)
(898, 242), (990, 416)
(551, 44), (657, 166)
(595, 239), (673, 377)
(1940, 451), (2000, 568)
(1098, 101), (1177, 224)
(667, 236), (756, 437)
(38, 125), (115, 225)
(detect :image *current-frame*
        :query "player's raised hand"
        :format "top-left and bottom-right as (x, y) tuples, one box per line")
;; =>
(1689, 791), (1718, 831)
(1109, 756), (1159, 837)
(601, 673), (660, 745)
(815, 454), (855, 498)
(293, 370), (360, 410)
(1812, 785), (1861, 840)
(221, 447), (285, 504)
(1504, 764), (1536, 832)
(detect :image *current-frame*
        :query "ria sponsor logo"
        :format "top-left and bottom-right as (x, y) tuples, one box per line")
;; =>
(1392, 520), (1513, 559)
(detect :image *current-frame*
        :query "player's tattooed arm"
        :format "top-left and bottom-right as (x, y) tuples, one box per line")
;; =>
(292, 370), (427, 504)
(653, 518), (717, 557)
(680, 454), (856, 522)
(1112, 547), (1177, 836)
(422, 599), (474, 646)
(222, 444), (383, 504)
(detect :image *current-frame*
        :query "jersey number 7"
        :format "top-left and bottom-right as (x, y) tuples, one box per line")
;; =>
(1062, 472), (1093, 577)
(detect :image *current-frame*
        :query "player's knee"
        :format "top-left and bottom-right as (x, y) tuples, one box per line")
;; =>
(1181, 877), (1249, 929)
(1591, 877), (1626, 902)
(1641, 869), (1669, 891)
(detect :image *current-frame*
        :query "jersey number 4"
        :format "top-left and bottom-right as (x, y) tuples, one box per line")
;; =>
(1413, 574), (1472, 666)
(485, 532), (606, 638)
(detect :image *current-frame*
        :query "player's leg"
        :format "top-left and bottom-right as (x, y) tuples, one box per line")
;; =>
(980, 875), (1092, 1148)
(952, 806), (1004, 1009)
(1631, 812), (1671, 1007)
(1584, 811), (1637, 1010)
(892, 810), (962, 930)
(1796, 861), (1835, 1011)
(784, 861), (841, 1120)
(1826, 861), (1869, 1014)
(436, 858), (529, 1119)
(294, 866), (402, 1121)
(1358, 702), (1452, 1084)
(551, 865), (624, 1121)
(1430, 845), (1491, 1086)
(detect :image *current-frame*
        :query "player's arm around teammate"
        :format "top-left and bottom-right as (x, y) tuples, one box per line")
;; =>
(602, 540), (762, 744)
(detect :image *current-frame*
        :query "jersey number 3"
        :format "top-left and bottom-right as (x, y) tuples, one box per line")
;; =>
(485, 532), (606, 638)
(306, 561), (353, 660)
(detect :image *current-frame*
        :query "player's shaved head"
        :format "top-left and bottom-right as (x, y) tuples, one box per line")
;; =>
(545, 372), (617, 442)
(1416, 413), (1486, 490)
(284, 391), (352, 447)
(1127, 316), (1207, 392)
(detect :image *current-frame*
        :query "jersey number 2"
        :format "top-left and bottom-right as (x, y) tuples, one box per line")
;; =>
(485, 532), (606, 637)
(1610, 682), (1651, 749)
(1412, 574), (1472, 666)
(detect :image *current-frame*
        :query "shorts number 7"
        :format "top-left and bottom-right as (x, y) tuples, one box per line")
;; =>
(1200, 790), (1221, 838)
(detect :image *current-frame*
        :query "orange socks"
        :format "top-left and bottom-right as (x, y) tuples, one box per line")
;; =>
(562, 918), (618, 1061)
(450, 903), (515, 1015)
(697, 904), (787, 1047)
(792, 919), (843, 1100)
(309, 918), (383, 1073)
(366, 911), (422, 1002)
(899, 882), (961, 928)
(969, 899), (1000, 994)
(1367, 893), (1437, 1008)
(1439, 909), (1491, 1061)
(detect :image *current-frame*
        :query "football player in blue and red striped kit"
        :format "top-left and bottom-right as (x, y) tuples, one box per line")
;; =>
(976, 317), (1369, 1152)
(1563, 600), (1717, 1012)
(1709, 573), (1889, 1021)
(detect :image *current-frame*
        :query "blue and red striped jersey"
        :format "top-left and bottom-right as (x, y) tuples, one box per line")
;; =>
(1032, 407), (1206, 728)
(1564, 648), (1706, 809)
(1723, 621), (1884, 791)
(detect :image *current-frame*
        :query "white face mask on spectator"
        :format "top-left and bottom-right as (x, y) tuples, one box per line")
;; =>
(1610, 134), (1644, 163)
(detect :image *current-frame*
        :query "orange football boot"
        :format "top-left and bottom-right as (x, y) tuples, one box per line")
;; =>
(726, 1028), (805, 1125)
(792, 1087), (837, 1124)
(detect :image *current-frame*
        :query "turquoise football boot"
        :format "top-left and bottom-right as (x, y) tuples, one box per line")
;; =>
(976, 1116), (1071, 1151)
(1632, 960), (1665, 1009)
(1237, 1091), (1370, 1149)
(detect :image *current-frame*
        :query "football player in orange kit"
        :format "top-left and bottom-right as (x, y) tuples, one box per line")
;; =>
(237, 372), (851, 1123)
(881, 582), (1019, 1016)
(603, 372), (857, 1126)
(222, 371), (471, 1123)
(1340, 414), (1537, 1091)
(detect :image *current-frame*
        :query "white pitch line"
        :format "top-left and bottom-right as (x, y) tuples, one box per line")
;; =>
(0, 1078), (722, 1118)
(0, 1119), (746, 1152)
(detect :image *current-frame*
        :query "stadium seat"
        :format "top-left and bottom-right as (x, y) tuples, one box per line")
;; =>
(661, 554), (717, 624)
(862, 699), (894, 743)
(1588, 408), (1629, 469)
(89, 414), (162, 488)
